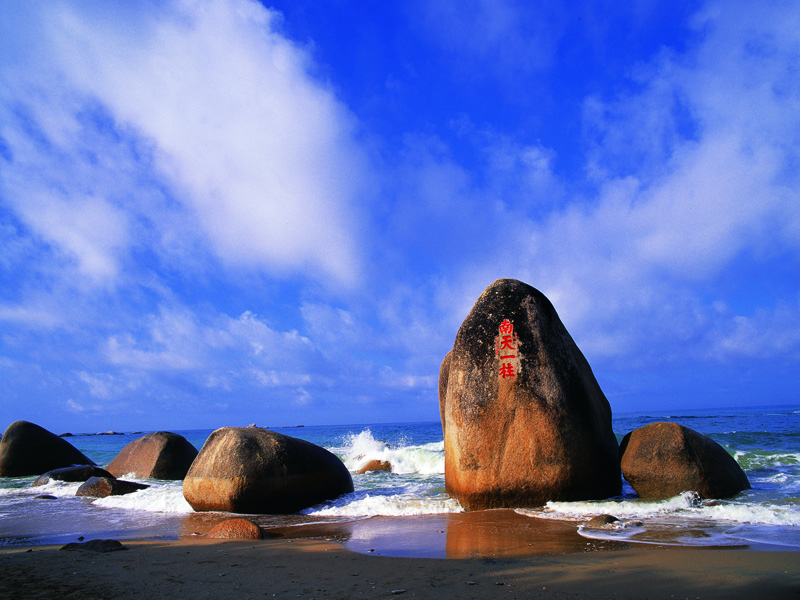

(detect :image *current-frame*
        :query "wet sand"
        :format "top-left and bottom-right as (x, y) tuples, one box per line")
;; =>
(1, 510), (798, 599)
(1, 538), (798, 599)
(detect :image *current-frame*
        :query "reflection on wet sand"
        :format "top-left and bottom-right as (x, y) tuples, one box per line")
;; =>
(207, 510), (630, 558)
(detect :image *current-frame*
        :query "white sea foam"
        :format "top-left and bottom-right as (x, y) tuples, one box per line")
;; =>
(93, 481), (192, 513)
(303, 490), (462, 517)
(337, 430), (444, 475)
(533, 492), (800, 527)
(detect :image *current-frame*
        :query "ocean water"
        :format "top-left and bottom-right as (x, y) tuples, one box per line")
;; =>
(1, 405), (798, 553)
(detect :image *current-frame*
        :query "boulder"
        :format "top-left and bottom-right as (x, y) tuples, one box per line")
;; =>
(183, 427), (353, 514)
(33, 466), (114, 486)
(619, 422), (751, 500)
(441, 278), (621, 510)
(207, 518), (265, 540)
(356, 459), (392, 474)
(106, 431), (198, 480)
(0, 421), (95, 477)
(76, 476), (149, 498)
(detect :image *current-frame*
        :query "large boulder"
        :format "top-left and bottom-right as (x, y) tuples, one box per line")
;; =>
(33, 466), (114, 486)
(441, 278), (621, 510)
(0, 421), (95, 477)
(183, 427), (354, 514)
(106, 432), (198, 480)
(619, 422), (751, 500)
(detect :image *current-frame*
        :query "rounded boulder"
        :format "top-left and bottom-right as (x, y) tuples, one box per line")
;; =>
(441, 279), (621, 510)
(183, 427), (353, 514)
(0, 421), (95, 477)
(207, 519), (265, 540)
(620, 422), (751, 500)
(106, 432), (198, 480)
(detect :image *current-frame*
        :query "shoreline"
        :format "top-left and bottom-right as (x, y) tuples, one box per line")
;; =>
(2, 535), (798, 599)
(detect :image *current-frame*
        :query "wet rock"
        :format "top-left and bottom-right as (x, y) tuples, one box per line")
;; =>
(0, 421), (95, 477)
(585, 514), (620, 528)
(34, 494), (58, 500)
(356, 460), (392, 474)
(441, 279), (621, 510)
(620, 422), (751, 500)
(183, 427), (353, 514)
(33, 466), (114, 486)
(207, 518), (265, 540)
(106, 431), (198, 480)
(76, 476), (149, 498)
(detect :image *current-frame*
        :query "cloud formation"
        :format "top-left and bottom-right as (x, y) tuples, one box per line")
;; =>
(0, 0), (798, 430)
(1, 0), (367, 289)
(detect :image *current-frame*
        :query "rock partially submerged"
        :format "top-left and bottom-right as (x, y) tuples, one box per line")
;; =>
(183, 427), (353, 514)
(106, 431), (198, 480)
(33, 466), (114, 486)
(584, 514), (620, 529)
(0, 421), (95, 477)
(441, 279), (621, 510)
(620, 422), (751, 500)
(76, 476), (149, 498)
(356, 459), (392, 474)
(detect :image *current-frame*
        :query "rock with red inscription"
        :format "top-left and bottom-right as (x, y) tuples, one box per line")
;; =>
(106, 432), (198, 480)
(207, 518), (265, 540)
(619, 422), (751, 500)
(183, 427), (353, 514)
(0, 421), (95, 477)
(76, 476), (149, 498)
(440, 278), (621, 510)
(356, 459), (392, 474)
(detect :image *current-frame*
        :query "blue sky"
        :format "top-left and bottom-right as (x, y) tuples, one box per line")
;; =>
(1, 1), (798, 433)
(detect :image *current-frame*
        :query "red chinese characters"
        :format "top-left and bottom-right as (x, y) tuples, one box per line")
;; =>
(495, 319), (520, 379)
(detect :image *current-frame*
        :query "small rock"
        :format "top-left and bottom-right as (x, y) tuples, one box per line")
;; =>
(585, 514), (620, 528)
(76, 476), (149, 498)
(356, 460), (392, 474)
(207, 519), (265, 540)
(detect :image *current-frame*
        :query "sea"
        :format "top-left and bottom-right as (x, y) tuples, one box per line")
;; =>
(1, 405), (799, 556)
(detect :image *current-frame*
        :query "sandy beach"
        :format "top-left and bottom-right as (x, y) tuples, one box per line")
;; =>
(1, 512), (797, 600)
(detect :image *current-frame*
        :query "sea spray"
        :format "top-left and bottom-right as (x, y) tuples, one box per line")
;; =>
(335, 429), (444, 475)
(303, 428), (457, 517)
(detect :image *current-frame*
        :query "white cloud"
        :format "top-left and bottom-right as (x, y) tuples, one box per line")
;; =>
(445, 0), (800, 367)
(0, 0), (369, 288)
(50, 0), (367, 286)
